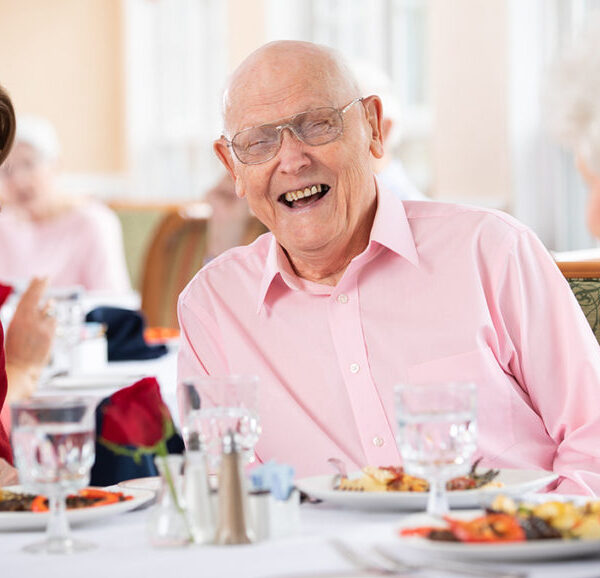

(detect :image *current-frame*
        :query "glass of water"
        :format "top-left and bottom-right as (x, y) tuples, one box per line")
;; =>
(48, 287), (84, 376)
(181, 375), (261, 474)
(11, 396), (96, 553)
(394, 382), (477, 517)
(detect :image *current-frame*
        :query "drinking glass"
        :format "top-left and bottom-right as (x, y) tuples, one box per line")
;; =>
(49, 287), (84, 376)
(394, 382), (477, 517)
(181, 375), (261, 474)
(11, 396), (97, 554)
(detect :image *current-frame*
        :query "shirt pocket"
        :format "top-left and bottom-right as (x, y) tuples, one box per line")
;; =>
(405, 348), (516, 464)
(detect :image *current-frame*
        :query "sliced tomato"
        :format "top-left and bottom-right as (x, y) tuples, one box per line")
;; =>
(78, 488), (121, 506)
(31, 495), (49, 512)
(444, 514), (526, 543)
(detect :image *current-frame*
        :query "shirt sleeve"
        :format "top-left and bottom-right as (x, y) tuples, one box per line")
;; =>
(80, 205), (131, 293)
(176, 284), (230, 423)
(495, 228), (600, 494)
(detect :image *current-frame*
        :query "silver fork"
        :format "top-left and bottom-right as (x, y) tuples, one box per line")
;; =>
(331, 540), (529, 578)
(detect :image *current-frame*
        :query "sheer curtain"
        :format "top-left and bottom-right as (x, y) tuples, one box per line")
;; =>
(510, 0), (600, 250)
(124, 0), (227, 201)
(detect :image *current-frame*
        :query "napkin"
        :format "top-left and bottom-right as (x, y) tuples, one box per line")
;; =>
(250, 461), (295, 500)
(90, 377), (184, 486)
(86, 307), (168, 361)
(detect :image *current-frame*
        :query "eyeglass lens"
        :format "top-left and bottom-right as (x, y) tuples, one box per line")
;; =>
(233, 107), (344, 163)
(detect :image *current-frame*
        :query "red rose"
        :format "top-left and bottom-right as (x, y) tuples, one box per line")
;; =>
(100, 377), (172, 448)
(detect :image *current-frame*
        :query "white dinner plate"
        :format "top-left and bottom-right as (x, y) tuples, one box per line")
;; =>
(47, 373), (144, 390)
(295, 469), (558, 511)
(0, 486), (154, 531)
(391, 509), (600, 561)
(118, 477), (162, 492)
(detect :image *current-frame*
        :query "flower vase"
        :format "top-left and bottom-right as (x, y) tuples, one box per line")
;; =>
(147, 454), (191, 548)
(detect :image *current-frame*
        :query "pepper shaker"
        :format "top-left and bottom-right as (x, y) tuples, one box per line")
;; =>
(214, 429), (253, 545)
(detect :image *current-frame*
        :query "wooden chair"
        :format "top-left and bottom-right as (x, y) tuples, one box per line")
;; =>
(556, 260), (600, 345)
(140, 204), (268, 329)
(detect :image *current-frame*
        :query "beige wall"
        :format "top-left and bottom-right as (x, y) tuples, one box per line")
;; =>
(0, 0), (125, 173)
(227, 0), (266, 71)
(429, 0), (511, 207)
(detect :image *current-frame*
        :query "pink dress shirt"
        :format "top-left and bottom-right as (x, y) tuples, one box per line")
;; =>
(178, 187), (600, 494)
(0, 201), (130, 292)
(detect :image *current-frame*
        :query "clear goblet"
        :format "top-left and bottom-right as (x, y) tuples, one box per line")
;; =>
(11, 396), (96, 554)
(48, 287), (84, 377)
(181, 375), (261, 475)
(394, 382), (477, 517)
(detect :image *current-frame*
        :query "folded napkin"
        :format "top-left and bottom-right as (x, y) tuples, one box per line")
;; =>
(0, 283), (13, 309)
(90, 376), (184, 486)
(250, 461), (295, 500)
(86, 307), (167, 361)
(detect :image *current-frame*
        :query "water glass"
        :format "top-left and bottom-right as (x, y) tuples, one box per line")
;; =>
(11, 396), (96, 554)
(395, 382), (477, 517)
(181, 375), (261, 474)
(48, 287), (84, 375)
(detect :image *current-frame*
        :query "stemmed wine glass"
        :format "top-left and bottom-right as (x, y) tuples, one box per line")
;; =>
(11, 396), (96, 553)
(394, 382), (477, 517)
(181, 375), (261, 475)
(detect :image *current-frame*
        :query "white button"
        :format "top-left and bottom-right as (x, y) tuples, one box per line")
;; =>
(350, 363), (360, 374)
(372, 436), (384, 447)
(337, 293), (349, 304)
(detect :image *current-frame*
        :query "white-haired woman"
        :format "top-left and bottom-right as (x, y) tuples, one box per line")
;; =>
(548, 16), (600, 238)
(0, 116), (130, 292)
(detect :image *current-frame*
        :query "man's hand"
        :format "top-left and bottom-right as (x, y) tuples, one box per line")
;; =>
(0, 458), (18, 486)
(4, 278), (56, 400)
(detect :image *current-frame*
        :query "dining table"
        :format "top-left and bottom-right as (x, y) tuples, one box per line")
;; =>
(3, 496), (600, 578)
(5, 330), (600, 577)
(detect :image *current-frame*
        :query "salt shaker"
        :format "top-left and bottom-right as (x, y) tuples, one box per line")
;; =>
(183, 433), (215, 544)
(214, 429), (253, 545)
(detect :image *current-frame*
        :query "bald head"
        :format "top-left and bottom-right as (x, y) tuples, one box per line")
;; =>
(222, 41), (361, 134)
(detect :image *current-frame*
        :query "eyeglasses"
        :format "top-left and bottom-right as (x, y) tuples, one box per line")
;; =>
(224, 97), (363, 165)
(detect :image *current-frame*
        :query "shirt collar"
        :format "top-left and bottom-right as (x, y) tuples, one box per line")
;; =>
(256, 181), (419, 312)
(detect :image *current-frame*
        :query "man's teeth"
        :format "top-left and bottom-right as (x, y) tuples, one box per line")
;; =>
(284, 184), (322, 203)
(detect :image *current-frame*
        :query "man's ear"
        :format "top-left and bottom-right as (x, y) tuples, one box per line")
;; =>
(213, 138), (245, 198)
(362, 95), (384, 159)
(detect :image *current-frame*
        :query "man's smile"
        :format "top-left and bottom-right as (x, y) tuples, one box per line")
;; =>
(278, 183), (330, 208)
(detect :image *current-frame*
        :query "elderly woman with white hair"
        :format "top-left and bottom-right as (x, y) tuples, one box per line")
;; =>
(549, 16), (600, 239)
(0, 116), (130, 292)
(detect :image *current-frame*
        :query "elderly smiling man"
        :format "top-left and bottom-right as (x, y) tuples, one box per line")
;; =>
(178, 40), (600, 494)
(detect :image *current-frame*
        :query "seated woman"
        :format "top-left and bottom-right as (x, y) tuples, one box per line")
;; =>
(0, 87), (56, 485)
(0, 116), (131, 292)
(549, 16), (600, 240)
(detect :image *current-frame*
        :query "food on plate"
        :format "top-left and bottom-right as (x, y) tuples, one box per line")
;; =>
(0, 488), (132, 512)
(399, 495), (600, 542)
(337, 459), (500, 492)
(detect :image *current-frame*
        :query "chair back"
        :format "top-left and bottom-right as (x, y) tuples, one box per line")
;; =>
(141, 204), (211, 329)
(140, 204), (268, 329)
(557, 260), (600, 345)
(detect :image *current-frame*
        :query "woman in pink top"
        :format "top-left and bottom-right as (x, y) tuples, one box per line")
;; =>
(0, 116), (130, 292)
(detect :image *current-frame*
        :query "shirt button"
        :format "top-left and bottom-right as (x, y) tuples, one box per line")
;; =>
(350, 363), (360, 374)
(373, 436), (384, 447)
(337, 293), (349, 304)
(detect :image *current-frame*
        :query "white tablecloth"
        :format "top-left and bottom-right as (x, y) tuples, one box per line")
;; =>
(2, 502), (600, 578)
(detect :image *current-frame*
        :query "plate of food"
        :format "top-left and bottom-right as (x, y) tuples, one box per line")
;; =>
(295, 462), (558, 511)
(390, 494), (600, 561)
(0, 486), (154, 531)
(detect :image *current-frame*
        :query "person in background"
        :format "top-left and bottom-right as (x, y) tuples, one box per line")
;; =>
(0, 115), (131, 292)
(204, 172), (264, 263)
(0, 86), (56, 485)
(547, 15), (600, 239)
(179, 40), (600, 494)
(351, 61), (427, 201)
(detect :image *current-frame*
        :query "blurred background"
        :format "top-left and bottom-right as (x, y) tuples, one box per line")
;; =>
(0, 0), (597, 254)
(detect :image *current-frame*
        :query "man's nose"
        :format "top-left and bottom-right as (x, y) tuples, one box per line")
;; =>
(276, 128), (310, 174)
